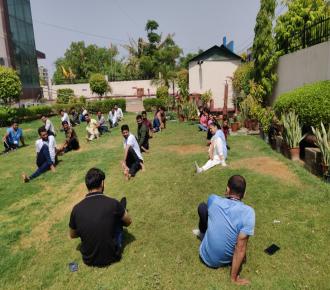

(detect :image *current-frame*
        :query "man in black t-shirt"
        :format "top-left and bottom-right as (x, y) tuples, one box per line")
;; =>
(69, 168), (132, 267)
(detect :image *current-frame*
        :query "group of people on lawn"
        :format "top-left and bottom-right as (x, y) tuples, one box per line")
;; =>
(2, 105), (255, 285)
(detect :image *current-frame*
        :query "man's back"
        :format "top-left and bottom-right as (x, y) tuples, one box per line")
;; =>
(69, 193), (125, 267)
(200, 194), (255, 268)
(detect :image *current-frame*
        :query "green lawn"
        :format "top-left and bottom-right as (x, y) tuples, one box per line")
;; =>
(0, 114), (329, 290)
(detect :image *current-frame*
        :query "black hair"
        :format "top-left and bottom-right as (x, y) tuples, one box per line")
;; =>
(85, 168), (105, 190)
(136, 114), (142, 120)
(41, 115), (46, 118)
(142, 111), (146, 115)
(38, 126), (47, 135)
(11, 119), (19, 125)
(85, 113), (89, 117)
(121, 124), (129, 132)
(227, 175), (246, 198)
(62, 121), (68, 126)
(60, 109), (64, 113)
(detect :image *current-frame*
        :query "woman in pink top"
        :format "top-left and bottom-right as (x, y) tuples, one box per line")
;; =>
(198, 110), (209, 131)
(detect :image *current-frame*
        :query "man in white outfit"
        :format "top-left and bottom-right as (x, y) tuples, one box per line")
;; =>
(195, 123), (227, 173)
(114, 105), (124, 121)
(60, 110), (71, 127)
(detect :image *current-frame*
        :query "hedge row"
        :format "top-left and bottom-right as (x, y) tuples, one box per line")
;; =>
(143, 98), (165, 112)
(273, 81), (330, 127)
(0, 98), (126, 127)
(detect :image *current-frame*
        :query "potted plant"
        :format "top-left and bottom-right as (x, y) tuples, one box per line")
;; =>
(257, 107), (275, 143)
(311, 122), (330, 179)
(281, 110), (306, 161)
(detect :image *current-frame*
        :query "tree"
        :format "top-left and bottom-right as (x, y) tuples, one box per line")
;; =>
(0, 66), (22, 105)
(53, 41), (125, 84)
(275, 0), (329, 54)
(252, 0), (278, 103)
(89, 73), (111, 98)
(56, 88), (74, 104)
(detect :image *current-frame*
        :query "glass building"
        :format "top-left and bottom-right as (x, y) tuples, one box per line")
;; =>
(0, 0), (43, 101)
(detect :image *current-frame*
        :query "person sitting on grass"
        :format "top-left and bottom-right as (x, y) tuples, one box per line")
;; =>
(136, 114), (149, 153)
(121, 124), (144, 180)
(193, 175), (255, 286)
(142, 111), (153, 137)
(71, 108), (80, 125)
(153, 107), (165, 133)
(41, 115), (56, 136)
(2, 120), (25, 152)
(69, 168), (132, 267)
(22, 126), (56, 182)
(85, 114), (100, 141)
(60, 121), (80, 153)
(108, 107), (118, 128)
(96, 111), (109, 134)
(195, 123), (227, 173)
(60, 109), (71, 127)
(114, 104), (124, 121)
(198, 109), (209, 131)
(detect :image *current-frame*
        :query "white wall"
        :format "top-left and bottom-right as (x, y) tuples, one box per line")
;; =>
(271, 41), (330, 103)
(46, 79), (171, 100)
(189, 60), (240, 108)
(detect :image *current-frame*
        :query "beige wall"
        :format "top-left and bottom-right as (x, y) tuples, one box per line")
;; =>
(0, 4), (9, 66)
(189, 60), (240, 108)
(271, 40), (330, 104)
(47, 79), (169, 100)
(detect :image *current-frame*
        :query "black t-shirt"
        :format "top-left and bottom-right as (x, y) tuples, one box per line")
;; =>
(69, 192), (125, 267)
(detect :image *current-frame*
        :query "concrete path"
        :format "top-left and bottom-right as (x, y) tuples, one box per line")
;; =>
(126, 97), (144, 112)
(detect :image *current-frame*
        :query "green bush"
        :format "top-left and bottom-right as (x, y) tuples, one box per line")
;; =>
(232, 62), (254, 96)
(0, 99), (126, 126)
(274, 81), (330, 127)
(143, 98), (165, 112)
(57, 88), (74, 104)
(89, 73), (111, 97)
(0, 66), (22, 105)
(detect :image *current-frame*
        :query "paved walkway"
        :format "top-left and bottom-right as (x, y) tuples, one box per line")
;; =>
(126, 97), (144, 112)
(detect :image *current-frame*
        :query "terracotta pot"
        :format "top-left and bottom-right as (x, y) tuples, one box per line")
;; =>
(231, 122), (239, 132)
(290, 147), (300, 161)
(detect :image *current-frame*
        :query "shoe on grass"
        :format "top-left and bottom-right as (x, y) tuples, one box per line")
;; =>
(192, 228), (205, 240)
(195, 162), (203, 174)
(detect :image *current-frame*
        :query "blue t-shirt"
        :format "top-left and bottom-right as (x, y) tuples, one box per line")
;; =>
(200, 194), (255, 268)
(215, 130), (227, 159)
(6, 127), (23, 146)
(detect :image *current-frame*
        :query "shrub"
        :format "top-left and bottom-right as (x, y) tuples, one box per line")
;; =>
(57, 88), (74, 104)
(89, 73), (111, 97)
(274, 81), (330, 127)
(232, 62), (254, 96)
(0, 66), (22, 105)
(143, 98), (165, 112)
(86, 99), (125, 113)
(200, 89), (213, 106)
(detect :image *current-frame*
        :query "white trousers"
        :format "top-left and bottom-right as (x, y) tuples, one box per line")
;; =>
(87, 128), (100, 141)
(202, 155), (224, 171)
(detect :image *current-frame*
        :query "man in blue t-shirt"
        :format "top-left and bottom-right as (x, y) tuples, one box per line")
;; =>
(2, 120), (25, 152)
(193, 175), (255, 286)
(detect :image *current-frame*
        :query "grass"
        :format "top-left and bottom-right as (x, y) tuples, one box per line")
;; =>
(0, 114), (329, 290)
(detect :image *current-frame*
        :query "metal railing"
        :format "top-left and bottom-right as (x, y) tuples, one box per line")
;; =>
(280, 14), (330, 54)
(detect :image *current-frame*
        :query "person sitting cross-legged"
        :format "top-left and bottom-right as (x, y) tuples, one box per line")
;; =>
(96, 111), (109, 134)
(114, 104), (124, 121)
(2, 120), (25, 152)
(41, 115), (56, 136)
(85, 114), (100, 141)
(193, 175), (255, 286)
(60, 121), (80, 153)
(136, 114), (149, 153)
(121, 124), (144, 180)
(69, 168), (132, 267)
(195, 123), (227, 173)
(108, 108), (118, 128)
(22, 126), (56, 182)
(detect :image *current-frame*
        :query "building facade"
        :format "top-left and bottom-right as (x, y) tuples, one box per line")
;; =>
(189, 45), (242, 110)
(0, 0), (42, 103)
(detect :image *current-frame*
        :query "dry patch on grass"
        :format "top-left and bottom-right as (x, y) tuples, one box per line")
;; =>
(17, 183), (86, 250)
(165, 144), (207, 155)
(230, 156), (301, 185)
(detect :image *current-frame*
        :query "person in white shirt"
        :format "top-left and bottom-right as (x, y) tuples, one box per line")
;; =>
(41, 115), (56, 136)
(96, 111), (109, 134)
(108, 108), (118, 128)
(195, 123), (227, 173)
(114, 105), (123, 121)
(22, 126), (56, 182)
(60, 110), (71, 127)
(121, 124), (144, 180)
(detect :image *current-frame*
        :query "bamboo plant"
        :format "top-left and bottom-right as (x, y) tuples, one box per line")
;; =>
(281, 110), (305, 148)
(311, 122), (330, 167)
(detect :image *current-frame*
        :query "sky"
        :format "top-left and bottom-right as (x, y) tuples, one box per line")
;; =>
(31, 0), (264, 75)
